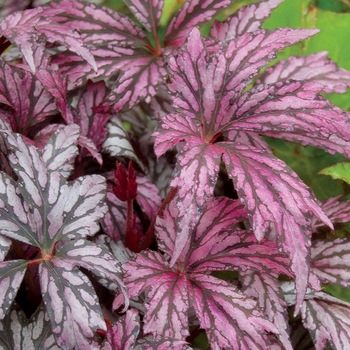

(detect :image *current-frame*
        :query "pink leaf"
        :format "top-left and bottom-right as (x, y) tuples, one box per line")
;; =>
(167, 28), (320, 138)
(74, 81), (110, 152)
(258, 51), (350, 94)
(0, 61), (58, 134)
(189, 274), (278, 349)
(102, 189), (127, 241)
(311, 238), (350, 287)
(77, 135), (103, 165)
(124, 250), (191, 340)
(41, 124), (80, 177)
(123, 0), (163, 38)
(282, 280), (350, 349)
(210, 0), (284, 41)
(242, 271), (293, 350)
(155, 114), (330, 311)
(301, 292), (350, 350)
(104, 309), (140, 350)
(136, 174), (161, 219)
(311, 196), (350, 228)
(0, 6), (97, 73)
(157, 197), (291, 278)
(124, 198), (282, 347)
(48, 0), (162, 111)
(220, 141), (330, 312)
(165, 0), (231, 47)
(228, 81), (350, 158)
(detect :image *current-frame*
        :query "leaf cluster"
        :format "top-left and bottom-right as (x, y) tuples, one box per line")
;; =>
(0, 0), (349, 349)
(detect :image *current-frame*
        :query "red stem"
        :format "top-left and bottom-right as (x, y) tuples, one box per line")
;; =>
(125, 198), (136, 251)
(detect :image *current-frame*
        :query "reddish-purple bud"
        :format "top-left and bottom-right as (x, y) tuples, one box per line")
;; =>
(113, 161), (137, 201)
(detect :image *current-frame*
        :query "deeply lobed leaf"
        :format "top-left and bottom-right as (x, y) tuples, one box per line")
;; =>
(123, 197), (289, 347)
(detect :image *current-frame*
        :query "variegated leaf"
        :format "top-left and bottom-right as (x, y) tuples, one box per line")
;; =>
(301, 289), (350, 350)
(39, 260), (104, 349)
(155, 114), (329, 311)
(134, 337), (191, 350)
(210, 0), (284, 42)
(0, 304), (59, 350)
(0, 260), (28, 320)
(102, 115), (143, 167)
(0, 1), (30, 21)
(0, 124), (107, 249)
(102, 188), (127, 240)
(220, 141), (330, 311)
(242, 271), (292, 350)
(0, 5), (97, 73)
(258, 51), (350, 94)
(124, 250), (278, 348)
(123, 250), (191, 340)
(169, 145), (220, 262)
(123, 0), (163, 39)
(0, 171), (40, 246)
(124, 196), (285, 347)
(99, 55), (166, 112)
(30, 46), (74, 124)
(189, 273), (278, 349)
(227, 81), (350, 159)
(156, 196), (291, 277)
(74, 80), (110, 152)
(41, 124), (79, 177)
(44, 174), (107, 242)
(0, 235), (11, 262)
(48, 0), (163, 110)
(302, 293), (350, 350)
(33, 124), (66, 150)
(311, 238), (350, 287)
(0, 61), (58, 134)
(164, 0), (230, 47)
(55, 239), (127, 298)
(102, 308), (140, 350)
(311, 196), (350, 228)
(136, 174), (161, 219)
(78, 135), (103, 165)
(166, 28), (319, 136)
(140, 84), (175, 120)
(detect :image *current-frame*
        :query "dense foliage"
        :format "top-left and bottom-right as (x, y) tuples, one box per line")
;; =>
(0, 0), (350, 349)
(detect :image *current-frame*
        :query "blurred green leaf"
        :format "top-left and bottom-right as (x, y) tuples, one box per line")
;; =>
(311, 0), (350, 13)
(263, 0), (350, 110)
(319, 162), (350, 185)
(265, 138), (346, 199)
